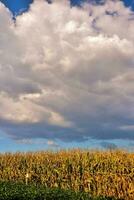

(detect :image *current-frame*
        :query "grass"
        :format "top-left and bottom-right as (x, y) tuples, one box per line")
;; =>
(0, 181), (121, 200)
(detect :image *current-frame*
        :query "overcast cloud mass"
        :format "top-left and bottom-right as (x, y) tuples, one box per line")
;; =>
(0, 0), (134, 145)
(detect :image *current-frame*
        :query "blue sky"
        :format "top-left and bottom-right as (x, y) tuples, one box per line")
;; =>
(0, 0), (33, 15)
(1, 0), (134, 15)
(0, 0), (134, 152)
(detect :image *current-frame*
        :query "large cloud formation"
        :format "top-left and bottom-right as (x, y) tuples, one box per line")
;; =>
(0, 0), (134, 143)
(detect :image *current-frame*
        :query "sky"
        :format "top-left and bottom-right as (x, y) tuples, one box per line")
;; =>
(0, 0), (134, 152)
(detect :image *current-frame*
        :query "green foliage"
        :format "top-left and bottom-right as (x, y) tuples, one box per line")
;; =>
(0, 182), (119, 200)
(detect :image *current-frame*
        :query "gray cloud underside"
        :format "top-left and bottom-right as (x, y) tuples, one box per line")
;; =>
(0, 0), (134, 142)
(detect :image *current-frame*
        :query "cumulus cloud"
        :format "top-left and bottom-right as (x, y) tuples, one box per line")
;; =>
(16, 138), (59, 148)
(47, 140), (59, 148)
(0, 0), (134, 143)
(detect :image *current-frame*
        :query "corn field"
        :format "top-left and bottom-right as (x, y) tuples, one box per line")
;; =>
(0, 149), (133, 199)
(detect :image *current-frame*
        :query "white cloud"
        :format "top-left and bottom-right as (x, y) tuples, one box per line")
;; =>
(47, 140), (59, 148)
(119, 125), (134, 131)
(0, 0), (134, 142)
(49, 111), (73, 127)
